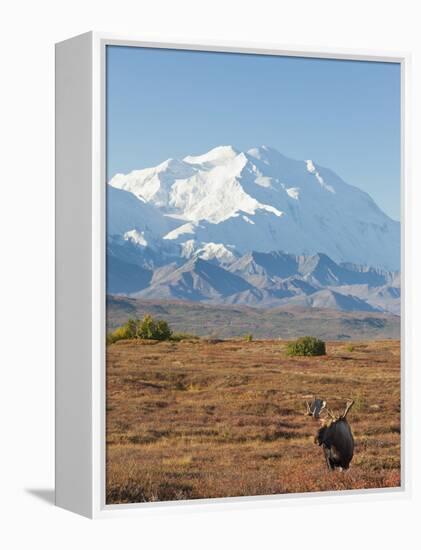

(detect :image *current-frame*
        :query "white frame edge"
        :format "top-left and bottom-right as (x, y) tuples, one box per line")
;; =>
(55, 31), (411, 519)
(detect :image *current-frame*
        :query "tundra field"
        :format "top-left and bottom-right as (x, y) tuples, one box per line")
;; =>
(106, 338), (400, 504)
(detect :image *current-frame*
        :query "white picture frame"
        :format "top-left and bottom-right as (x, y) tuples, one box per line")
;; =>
(55, 31), (411, 519)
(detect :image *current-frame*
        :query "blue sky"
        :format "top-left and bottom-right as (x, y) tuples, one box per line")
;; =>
(106, 46), (401, 220)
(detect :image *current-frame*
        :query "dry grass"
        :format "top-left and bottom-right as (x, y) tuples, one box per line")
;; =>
(106, 338), (400, 504)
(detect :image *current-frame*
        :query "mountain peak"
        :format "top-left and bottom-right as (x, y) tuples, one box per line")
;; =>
(183, 145), (239, 166)
(156, 157), (182, 170)
(108, 145), (400, 270)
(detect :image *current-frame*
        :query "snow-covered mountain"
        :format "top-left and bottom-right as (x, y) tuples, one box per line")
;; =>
(107, 185), (180, 246)
(106, 145), (400, 313)
(109, 145), (400, 270)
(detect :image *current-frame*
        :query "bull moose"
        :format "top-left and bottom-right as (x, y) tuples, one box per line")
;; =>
(314, 400), (355, 471)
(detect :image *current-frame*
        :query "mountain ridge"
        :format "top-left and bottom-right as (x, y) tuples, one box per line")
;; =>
(109, 144), (399, 270)
(107, 240), (400, 314)
(106, 145), (400, 313)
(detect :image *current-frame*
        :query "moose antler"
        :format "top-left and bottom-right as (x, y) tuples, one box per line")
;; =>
(326, 408), (337, 420)
(341, 400), (354, 419)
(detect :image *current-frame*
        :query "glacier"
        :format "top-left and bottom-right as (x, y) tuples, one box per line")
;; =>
(109, 145), (399, 271)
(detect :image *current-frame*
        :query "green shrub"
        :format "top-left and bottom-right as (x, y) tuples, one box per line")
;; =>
(106, 323), (135, 344)
(137, 314), (172, 340)
(244, 334), (253, 342)
(346, 344), (355, 352)
(107, 314), (173, 344)
(286, 336), (326, 356)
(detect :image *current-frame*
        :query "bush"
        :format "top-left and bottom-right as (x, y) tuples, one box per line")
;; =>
(286, 336), (326, 356)
(107, 314), (173, 344)
(347, 344), (355, 352)
(171, 332), (200, 342)
(244, 334), (253, 342)
(138, 315), (172, 340)
(106, 323), (135, 344)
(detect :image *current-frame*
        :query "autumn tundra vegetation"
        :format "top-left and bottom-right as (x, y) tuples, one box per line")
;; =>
(106, 314), (197, 344)
(106, 314), (400, 504)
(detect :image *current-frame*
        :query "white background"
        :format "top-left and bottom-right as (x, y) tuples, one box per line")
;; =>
(1, 0), (420, 547)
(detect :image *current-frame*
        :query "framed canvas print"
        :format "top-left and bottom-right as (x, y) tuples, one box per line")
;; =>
(55, 32), (410, 518)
